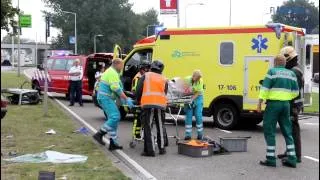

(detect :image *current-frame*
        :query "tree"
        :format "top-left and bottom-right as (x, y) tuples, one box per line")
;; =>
(1, 0), (19, 32)
(42, 0), (159, 54)
(272, 0), (319, 34)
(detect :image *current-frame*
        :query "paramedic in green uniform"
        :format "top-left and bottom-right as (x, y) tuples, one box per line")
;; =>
(257, 55), (299, 168)
(184, 70), (204, 140)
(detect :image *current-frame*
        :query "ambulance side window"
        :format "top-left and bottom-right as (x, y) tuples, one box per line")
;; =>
(219, 42), (234, 65)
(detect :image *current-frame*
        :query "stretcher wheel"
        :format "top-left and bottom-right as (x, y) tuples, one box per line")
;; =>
(129, 141), (136, 148)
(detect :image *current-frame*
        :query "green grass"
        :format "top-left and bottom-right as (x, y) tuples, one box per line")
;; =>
(304, 93), (319, 113)
(1, 73), (128, 180)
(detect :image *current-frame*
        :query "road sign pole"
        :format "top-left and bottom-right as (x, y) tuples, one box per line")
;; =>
(177, 0), (180, 28)
(75, 13), (77, 54)
(11, 34), (14, 68)
(44, 17), (49, 117)
(17, 0), (21, 77)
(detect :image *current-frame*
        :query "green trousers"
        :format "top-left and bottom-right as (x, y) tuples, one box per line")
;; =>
(263, 100), (297, 166)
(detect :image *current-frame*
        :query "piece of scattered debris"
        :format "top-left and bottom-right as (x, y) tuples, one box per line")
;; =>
(8, 151), (17, 157)
(45, 129), (56, 135)
(3, 150), (88, 163)
(5, 135), (13, 139)
(38, 171), (55, 180)
(73, 127), (89, 135)
(57, 175), (67, 180)
(45, 145), (55, 149)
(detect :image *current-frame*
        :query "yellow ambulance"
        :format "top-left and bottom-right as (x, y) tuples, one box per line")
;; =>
(119, 23), (310, 129)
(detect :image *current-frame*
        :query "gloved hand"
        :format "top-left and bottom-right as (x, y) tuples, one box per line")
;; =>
(126, 98), (134, 109)
(120, 98), (127, 105)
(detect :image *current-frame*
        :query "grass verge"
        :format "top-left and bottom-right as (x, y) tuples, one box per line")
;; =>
(304, 93), (319, 113)
(1, 72), (128, 180)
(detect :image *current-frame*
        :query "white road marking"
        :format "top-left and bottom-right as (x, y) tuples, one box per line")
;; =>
(53, 97), (157, 180)
(216, 128), (232, 134)
(303, 123), (319, 125)
(304, 156), (319, 163)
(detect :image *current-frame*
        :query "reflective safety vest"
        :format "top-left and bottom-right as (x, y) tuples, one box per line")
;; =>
(131, 72), (142, 91)
(259, 66), (299, 101)
(97, 67), (123, 100)
(141, 72), (167, 109)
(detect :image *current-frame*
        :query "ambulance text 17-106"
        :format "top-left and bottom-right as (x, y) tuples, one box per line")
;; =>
(218, 85), (237, 91)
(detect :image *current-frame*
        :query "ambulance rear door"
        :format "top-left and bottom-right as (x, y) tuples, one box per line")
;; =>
(243, 56), (274, 110)
(293, 32), (312, 106)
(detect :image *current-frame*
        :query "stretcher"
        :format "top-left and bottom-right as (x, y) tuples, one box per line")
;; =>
(128, 95), (193, 148)
(166, 95), (193, 145)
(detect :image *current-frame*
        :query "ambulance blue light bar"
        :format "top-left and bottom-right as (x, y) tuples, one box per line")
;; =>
(155, 26), (166, 36)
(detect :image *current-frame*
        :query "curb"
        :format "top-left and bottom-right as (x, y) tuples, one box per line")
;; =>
(302, 113), (319, 116)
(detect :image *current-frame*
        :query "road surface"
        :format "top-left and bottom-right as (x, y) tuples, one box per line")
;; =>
(23, 69), (319, 180)
(52, 93), (319, 180)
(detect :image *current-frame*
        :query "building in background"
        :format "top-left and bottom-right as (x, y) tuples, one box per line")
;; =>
(1, 43), (50, 66)
(305, 34), (319, 76)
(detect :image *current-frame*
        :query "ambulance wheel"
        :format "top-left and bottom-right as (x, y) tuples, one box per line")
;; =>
(213, 103), (239, 130)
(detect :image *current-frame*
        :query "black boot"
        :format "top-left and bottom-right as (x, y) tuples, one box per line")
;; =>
(159, 148), (166, 155)
(141, 151), (155, 157)
(109, 138), (123, 151)
(93, 130), (107, 146)
(277, 152), (287, 159)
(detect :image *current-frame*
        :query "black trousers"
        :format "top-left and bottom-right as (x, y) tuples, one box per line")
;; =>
(142, 108), (167, 154)
(291, 107), (301, 160)
(69, 80), (83, 105)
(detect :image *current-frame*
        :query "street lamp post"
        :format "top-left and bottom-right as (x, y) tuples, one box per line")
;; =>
(62, 10), (77, 54)
(17, 0), (21, 76)
(94, 34), (104, 53)
(229, 0), (232, 26)
(185, 3), (205, 28)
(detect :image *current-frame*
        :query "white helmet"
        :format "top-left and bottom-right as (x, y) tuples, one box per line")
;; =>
(280, 46), (298, 61)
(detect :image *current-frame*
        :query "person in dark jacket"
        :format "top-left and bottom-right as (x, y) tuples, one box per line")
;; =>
(135, 60), (168, 157)
(278, 46), (304, 163)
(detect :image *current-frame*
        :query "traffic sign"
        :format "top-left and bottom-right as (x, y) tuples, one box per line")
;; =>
(69, 36), (75, 44)
(20, 15), (32, 28)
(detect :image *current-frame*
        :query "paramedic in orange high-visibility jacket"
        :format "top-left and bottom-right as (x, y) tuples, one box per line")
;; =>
(184, 70), (204, 141)
(135, 60), (168, 157)
(92, 58), (134, 151)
